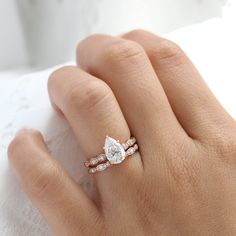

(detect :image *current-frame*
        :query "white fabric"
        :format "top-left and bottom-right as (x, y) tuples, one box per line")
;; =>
(0, 0), (226, 69)
(1, 13), (236, 236)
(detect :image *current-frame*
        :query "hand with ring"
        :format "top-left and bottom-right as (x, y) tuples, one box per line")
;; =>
(8, 30), (236, 235)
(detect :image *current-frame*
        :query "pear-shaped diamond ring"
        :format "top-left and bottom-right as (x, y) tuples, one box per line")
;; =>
(84, 136), (138, 174)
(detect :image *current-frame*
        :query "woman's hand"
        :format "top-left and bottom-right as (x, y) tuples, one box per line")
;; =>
(8, 30), (236, 236)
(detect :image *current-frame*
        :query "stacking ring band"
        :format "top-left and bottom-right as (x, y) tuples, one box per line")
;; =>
(84, 136), (138, 174)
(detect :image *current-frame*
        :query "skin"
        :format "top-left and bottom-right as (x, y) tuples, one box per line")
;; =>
(7, 29), (236, 236)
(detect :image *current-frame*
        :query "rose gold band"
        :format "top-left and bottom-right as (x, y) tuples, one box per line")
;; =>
(84, 137), (138, 174)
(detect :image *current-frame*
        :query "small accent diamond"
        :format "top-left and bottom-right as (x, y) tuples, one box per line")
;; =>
(90, 158), (98, 166)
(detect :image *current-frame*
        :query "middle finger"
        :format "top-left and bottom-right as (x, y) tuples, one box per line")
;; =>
(77, 35), (190, 165)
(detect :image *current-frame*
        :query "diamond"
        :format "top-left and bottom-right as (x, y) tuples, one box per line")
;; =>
(96, 163), (107, 172)
(98, 154), (106, 162)
(89, 168), (96, 174)
(105, 136), (126, 164)
(90, 158), (98, 166)
(84, 161), (90, 168)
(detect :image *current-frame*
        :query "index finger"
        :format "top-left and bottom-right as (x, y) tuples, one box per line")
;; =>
(8, 129), (102, 235)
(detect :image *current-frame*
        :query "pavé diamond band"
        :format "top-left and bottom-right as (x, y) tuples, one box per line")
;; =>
(84, 136), (138, 174)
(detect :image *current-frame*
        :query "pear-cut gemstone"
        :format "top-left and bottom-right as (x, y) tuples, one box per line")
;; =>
(105, 137), (126, 164)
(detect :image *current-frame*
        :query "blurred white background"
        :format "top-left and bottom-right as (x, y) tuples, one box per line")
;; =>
(0, 0), (228, 70)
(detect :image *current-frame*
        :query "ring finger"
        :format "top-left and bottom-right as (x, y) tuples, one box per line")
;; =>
(48, 66), (143, 193)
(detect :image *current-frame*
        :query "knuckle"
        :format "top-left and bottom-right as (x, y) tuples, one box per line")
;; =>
(48, 65), (77, 89)
(125, 29), (149, 38)
(66, 79), (111, 112)
(150, 39), (186, 66)
(8, 130), (42, 160)
(104, 39), (145, 64)
(8, 136), (25, 157)
(76, 34), (100, 49)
